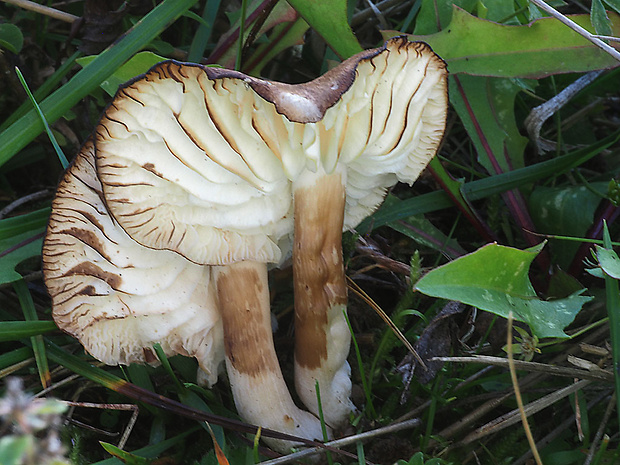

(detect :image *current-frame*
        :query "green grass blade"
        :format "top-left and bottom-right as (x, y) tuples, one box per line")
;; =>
(601, 222), (620, 428)
(344, 311), (377, 419)
(92, 428), (199, 465)
(0, 50), (82, 132)
(360, 130), (620, 231)
(14, 66), (68, 169)
(0, 321), (56, 342)
(13, 279), (51, 388)
(0, 0), (198, 169)
(187, 0), (221, 63)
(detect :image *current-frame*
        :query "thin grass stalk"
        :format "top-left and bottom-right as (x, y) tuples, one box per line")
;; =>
(601, 223), (620, 428)
(507, 311), (543, 465)
(13, 279), (51, 388)
(315, 382), (334, 465)
(15, 66), (68, 168)
(343, 310), (377, 419)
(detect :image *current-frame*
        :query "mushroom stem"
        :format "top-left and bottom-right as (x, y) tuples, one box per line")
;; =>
(293, 169), (355, 428)
(213, 260), (328, 451)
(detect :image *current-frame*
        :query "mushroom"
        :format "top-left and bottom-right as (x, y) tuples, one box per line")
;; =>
(42, 37), (447, 451)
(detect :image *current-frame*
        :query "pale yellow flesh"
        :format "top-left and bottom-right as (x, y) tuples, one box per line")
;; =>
(293, 170), (355, 428)
(213, 260), (328, 452)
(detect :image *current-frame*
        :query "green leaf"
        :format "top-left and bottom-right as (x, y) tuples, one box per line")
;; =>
(286, 0), (362, 58)
(530, 184), (606, 268)
(605, 0), (620, 15)
(415, 243), (592, 338)
(100, 443), (152, 464)
(359, 129), (620, 231)
(398, 8), (620, 77)
(0, 436), (31, 465)
(592, 0), (613, 36)
(0, 23), (24, 54)
(77, 51), (167, 97)
(450, 75), (529, 172)
(595, 245), (620, 279)
(0, 230), (44, 285)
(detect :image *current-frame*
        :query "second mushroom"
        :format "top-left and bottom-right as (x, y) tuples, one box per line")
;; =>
(42, 37), (448, 452)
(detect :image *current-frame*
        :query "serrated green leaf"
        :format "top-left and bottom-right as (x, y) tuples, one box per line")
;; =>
(0, 23), (24, 54)
(450, 74), (529, 172)
(397, 8), (620, 77)
(77, 51), (167, 97)
(415, 243), (592, 338)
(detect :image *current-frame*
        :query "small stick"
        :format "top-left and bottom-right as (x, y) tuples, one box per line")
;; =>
(2, 0), (79, 23)
(62, 401), (139, 449)
(260, 418), (421, 465)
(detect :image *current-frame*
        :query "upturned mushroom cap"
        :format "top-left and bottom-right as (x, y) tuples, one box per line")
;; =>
(93, 37), (447, 266)
(42, 139), (224, 386)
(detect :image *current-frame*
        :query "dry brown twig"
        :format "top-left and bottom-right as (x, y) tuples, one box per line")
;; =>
(2, 0), (78, 23)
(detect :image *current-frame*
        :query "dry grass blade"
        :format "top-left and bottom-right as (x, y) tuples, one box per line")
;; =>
(62, 401), (139, 449)
(432, 355), (613, 381)
(347, 276), (425, 368)
(507, 312), (542, 465)
(456, 378), (591, 446)
(2, 0), (79, 23)
(260, 418), (421, 465)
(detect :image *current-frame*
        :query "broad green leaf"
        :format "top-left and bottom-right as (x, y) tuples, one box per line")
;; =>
(77, 52), (167, 97)
(0, 0), (199, 169)
(287, 0), (362, 58)
(0, 321), (57, 342)
(595, 245), (620, 279)
(450, 75), (529, 172)
(0, 23), (23, 54)
(0, 231), (44, 285)
(398, 8), (620, 77)
(415, 243), (592, 338)
(530, 184), (606, 268)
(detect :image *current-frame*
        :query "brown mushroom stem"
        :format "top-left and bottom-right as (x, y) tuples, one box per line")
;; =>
(293, 169), (355, 428)
(213, 260), (328, 451)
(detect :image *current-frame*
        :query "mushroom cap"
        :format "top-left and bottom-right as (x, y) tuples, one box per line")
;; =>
(94, 37), (447, 266)
(42, 139), (225, 385)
